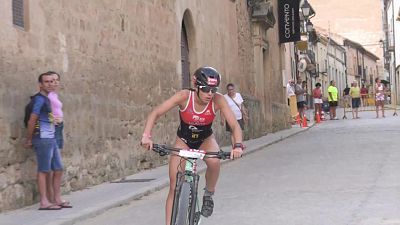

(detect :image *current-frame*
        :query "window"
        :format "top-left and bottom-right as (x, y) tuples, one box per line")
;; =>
(12, 0), (29, 30)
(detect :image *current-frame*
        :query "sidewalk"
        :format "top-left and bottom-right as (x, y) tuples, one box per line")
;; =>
(0, 123), (315, 225)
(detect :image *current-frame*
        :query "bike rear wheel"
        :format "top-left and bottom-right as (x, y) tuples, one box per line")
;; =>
(172, 181), (191, 225)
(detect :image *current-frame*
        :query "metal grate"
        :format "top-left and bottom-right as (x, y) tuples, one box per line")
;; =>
(111, 178), (156, 183)
(12, 0), (24, 28)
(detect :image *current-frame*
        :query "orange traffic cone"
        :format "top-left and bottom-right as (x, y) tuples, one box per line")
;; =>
(302, 114), (308, 127)
(296, 114), (301, 126)
(316, 111), (321, 123)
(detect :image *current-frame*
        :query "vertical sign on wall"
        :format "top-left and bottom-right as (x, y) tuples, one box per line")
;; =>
(278, 0), (300, 43)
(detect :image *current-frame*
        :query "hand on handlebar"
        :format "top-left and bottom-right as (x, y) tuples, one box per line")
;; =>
(230, 147), (243, 160)
(140, 136), (153, 150)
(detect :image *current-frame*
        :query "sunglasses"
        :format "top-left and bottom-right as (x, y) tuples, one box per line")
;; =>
(199, 86), (218, 93)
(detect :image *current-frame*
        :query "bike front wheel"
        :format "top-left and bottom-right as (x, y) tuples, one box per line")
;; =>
(172, 181), (191, 225)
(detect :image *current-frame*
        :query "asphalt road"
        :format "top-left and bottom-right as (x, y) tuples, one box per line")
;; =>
(74, 111), (400, 225)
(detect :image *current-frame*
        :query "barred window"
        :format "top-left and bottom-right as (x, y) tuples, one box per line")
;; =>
(12, 0), (28, 29)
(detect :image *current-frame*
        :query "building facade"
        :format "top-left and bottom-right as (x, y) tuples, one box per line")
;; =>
(313, 33), (346, 98)
(0, 0), (290, 211)
(382, 0), (400, 104)
(343, 39), (380, 90)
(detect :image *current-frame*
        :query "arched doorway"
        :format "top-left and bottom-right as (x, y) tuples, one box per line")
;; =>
(181, 23), (190, 88)
(181, 10), (196, 89)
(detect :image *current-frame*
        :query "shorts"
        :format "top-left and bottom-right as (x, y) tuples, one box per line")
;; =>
(178, 137), (205, 150)
(32, 138), (63, 172)
(55, 122), (64, 149)
(376, 94), (385, 101)
(177, 127), (213, 150)
(352, 98), (361, 108)
(313, 98), (323, 104)
(329, 101), (338, 107)
(226, 119), (244, 132)
(297, 101), (306, 109)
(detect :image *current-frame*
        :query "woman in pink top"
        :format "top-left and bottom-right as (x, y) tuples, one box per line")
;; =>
(47, 71), (72, 208)
(48, 72), (64, 149)
(375, 77), (385, 118)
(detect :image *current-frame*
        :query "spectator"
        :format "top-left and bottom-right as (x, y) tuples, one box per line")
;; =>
(286, 79), (297, 120)
(221, 83), (248, 145)
(375, 77), (385, 118)
(312, 83), (323, 119)
(360, 84), (369, 108)
(48, 71), (64, 150)
(46, 71), (71, 208)
(295, 77), (307, 120)
(350, 81), (361, 119)
(328, 80), (339, 120)
(25, 72), (69, 210)
(384, 83), (391, 104)
(343, 85), (351, 108)
(302, 81), (309, 108)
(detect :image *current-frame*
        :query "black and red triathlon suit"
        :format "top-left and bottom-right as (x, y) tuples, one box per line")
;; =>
(177, 91), (216, 149)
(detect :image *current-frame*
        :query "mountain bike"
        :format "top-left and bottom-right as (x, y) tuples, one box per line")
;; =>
(152, 144), (231, 225)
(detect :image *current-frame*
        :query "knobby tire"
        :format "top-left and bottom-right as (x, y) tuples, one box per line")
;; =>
(189, 174), (200, 225)
(173, 182), (191, 225)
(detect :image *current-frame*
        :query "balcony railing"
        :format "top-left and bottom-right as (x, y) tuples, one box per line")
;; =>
(249, 0), (276, 29)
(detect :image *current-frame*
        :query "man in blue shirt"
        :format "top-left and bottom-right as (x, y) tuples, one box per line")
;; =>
(26, 72), (65, 210)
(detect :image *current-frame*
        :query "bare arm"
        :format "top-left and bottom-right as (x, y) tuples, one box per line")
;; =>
(25, 114), (38, 148)
(141, 90), (189, 150)
(219, 110), (225, 126)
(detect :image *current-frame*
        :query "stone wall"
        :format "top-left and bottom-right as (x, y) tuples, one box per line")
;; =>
(0, 0), (289, 211)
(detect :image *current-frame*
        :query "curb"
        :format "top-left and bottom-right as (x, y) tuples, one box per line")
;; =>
(59, 178), (171, 225)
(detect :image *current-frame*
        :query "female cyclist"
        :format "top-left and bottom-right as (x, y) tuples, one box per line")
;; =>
(140, 66), (244, 225)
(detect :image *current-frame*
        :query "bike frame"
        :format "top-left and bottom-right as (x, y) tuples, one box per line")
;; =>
(152, 145), (230, 225)
(173, 150), (204, 225)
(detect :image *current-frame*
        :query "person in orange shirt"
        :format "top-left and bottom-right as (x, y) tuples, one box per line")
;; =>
(360, 84), (369, 107)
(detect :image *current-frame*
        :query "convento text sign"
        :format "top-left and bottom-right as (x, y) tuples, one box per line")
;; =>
(278, 0), (300, 43)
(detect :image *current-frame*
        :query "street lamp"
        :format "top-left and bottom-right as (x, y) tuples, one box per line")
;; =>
(300, 0), (316, 109)
(301, 0), (311, 19)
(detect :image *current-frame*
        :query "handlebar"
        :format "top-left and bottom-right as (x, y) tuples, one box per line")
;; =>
(152, 144), (231, 160)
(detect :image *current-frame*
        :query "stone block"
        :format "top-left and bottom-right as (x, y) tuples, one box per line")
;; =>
(0, 173), (8, 190)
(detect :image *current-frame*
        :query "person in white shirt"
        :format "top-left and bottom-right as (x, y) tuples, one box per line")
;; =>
(287, 79), (295, 100)
(221, 83), (248, 145)
(286, 79), (299, 120)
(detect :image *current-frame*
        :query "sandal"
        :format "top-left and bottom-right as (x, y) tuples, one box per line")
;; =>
(38, 204), (62, 210)
(57, 201), (73, 208)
